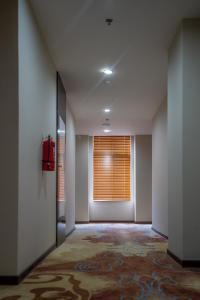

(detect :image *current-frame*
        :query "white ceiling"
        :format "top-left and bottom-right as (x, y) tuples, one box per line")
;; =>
(30, 0), (200, 135)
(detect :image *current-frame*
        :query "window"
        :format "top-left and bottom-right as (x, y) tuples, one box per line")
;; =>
(57, 134), (65, 201)
(93, 136), (131, 201)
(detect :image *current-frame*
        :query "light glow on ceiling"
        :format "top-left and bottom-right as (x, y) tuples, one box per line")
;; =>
(104, 129), (112, 133)
(101, 68), (113, 75)
(57, 129), (65, 135)
(104, 108), (111, 113)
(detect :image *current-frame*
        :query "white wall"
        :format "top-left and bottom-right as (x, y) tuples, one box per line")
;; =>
(152, 100), (168, 236)
(182, 20), (200, 260)
(76, 135), (89, 222)
(0, 0), (19, 276)
(0, 0), (76, 277)
(168, 28), (183, 259)
(65, 102), (76, 235)
(168, 20), (200, 260)
(18, 0), (57, 274)
(135, 135), (152, 222)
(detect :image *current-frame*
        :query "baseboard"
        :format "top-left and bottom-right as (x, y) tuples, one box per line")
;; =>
(135, 221), (152, 224)
(0, 276), (20, 285)
(0, 243), (56, 285)
(151, 227), (168, 239)
(167, 249), (200, 268)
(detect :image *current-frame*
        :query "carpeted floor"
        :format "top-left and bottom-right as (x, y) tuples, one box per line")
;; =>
(1, 223), (200, 299)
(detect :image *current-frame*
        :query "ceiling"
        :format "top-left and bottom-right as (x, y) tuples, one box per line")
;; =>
(30, 0), (200, 135)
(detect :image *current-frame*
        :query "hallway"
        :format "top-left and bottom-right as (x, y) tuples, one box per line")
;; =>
(1, 224), (200, 299)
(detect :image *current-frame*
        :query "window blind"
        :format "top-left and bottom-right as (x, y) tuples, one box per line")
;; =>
(93, 136), (131, 201)
(58, 136), (65, 201)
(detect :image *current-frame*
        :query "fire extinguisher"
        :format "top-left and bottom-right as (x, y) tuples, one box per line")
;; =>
(42, 135), (55, 171)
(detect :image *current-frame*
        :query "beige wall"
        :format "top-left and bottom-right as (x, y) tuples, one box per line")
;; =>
(152, 100), (168, 236)
(135, 135), (152, 222)
(0, 0), (19, 276)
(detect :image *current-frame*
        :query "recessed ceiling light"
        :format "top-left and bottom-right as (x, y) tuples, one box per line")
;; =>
(104, 129), (111, 133)
(104, 108), (111, 113)
(101, 68), (113, 75)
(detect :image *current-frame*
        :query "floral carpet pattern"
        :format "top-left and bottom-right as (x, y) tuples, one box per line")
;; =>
(1, 223), (200, 299)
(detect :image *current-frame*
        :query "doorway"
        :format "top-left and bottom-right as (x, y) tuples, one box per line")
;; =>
(56, 73), (66, 246)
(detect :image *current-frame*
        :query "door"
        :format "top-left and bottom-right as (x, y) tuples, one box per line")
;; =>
(56, 73), (66, 246)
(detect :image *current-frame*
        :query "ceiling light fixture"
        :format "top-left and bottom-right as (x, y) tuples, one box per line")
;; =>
(102, 68), (113, 75)
(104, 108), (111, 113)
(104, 129), (111, 133)
(105, 18), (113, 26)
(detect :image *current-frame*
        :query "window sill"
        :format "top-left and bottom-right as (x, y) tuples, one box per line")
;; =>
(93, 199), (131, 202)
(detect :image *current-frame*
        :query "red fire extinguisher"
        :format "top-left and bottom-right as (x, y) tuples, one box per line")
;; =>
(42, 135), (55, 171)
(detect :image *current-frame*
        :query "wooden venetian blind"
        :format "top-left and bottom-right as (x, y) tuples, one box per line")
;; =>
(93, 136), (131, 201)
(58, 136), (65, 201)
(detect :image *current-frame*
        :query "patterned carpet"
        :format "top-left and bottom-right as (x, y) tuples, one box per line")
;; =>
(1, 223), (200, 299)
